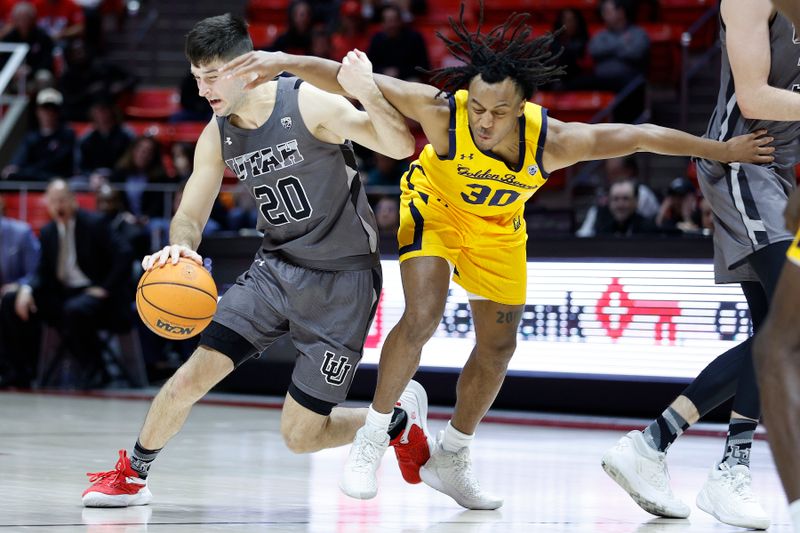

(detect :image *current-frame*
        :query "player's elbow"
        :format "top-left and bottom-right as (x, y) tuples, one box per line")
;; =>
(389, 132), (416, 160)
(736, 90), (763, 120)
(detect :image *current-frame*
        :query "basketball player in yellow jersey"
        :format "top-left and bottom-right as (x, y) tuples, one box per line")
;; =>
(221, 9), (774, 509)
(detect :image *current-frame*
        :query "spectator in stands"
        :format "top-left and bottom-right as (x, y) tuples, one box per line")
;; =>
(366, 152), (406, 186)
(548, 8), (589, 89)
(58, 38), (138, 121)
(0, 194), (41, 388)
(374, 194), (400, 255)
(605, 156), (659, 218)
(13, 179), (133, 388)
(2, 88), (75, 181)
(656, 177), (702, 233)
(367, 3), (429, 81)
(170, 142), (194, 182)
(362, 0), (427, 23)
(699, 196), (713, 234)
(268, 0), (314, 55)
(31, 0), (84, 46)
(111, 135), (171, 222)
(309, 25), (333, 60)
(95, 183), (150, 261)
(172, 70), (213, 123)
(77, 98), (133, 179)
(331, 0), (369, 62)
(588, 0), (649, 89)
(227, 183), (258, 233)
(0, 2), (54, 86)
(580, 179), (658, 237)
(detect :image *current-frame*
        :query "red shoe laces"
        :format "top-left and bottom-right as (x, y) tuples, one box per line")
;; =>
(86, 451), (128, 484)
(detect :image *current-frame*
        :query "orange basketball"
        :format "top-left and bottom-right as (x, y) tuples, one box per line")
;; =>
(136, 257), (218, 340)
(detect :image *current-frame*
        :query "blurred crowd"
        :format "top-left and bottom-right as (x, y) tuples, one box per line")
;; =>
(0, 0), (718, 390)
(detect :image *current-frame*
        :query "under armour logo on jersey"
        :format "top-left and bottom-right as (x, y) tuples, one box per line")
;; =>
(459, 153), (474, 160)
(281, 117), (293, 129)
(513, 216), (521, 231)
(527, 164), (539, 176)
(320, 351), (352, 386)
(225, 137), (232, 145)
(254, 259), (266, 267)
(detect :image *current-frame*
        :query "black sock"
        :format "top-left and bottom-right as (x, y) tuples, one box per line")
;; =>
(721, 418), (757, 468)
(642, 407), (690, 452)
(387, 407), (407, 440)
(130, 440), (162, 479)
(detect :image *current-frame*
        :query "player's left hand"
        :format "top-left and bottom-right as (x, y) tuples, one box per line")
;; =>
(723, 129), (774, 164)
(784, 188), (800, 233)
(337, 49), (379, 102)
(219, 51), (283, 90)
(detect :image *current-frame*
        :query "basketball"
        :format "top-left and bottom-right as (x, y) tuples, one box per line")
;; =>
(136, 257), (218, 340)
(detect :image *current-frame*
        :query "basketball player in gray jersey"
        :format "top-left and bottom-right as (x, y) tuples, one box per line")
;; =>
(753, 3), (800, 533)
(603, 1), (800, 529)
(81, 14), (423, 508)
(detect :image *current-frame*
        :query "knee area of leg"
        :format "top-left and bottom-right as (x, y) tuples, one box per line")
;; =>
(400, 311), (441, 340)
(281, 426), (315, 454)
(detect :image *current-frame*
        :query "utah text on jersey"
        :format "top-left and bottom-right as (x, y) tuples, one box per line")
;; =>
(225, 139), (305, 180)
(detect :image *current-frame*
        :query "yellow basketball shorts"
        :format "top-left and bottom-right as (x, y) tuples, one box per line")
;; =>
(397, 166), (527, 306)
(787, 228), (800, 267)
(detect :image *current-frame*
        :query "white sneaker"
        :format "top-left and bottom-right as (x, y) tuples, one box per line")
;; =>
(419, 431), (503, 510)
(696, 462), (770, 530)
(339, 425), (389, 499)
(601, 430), (690, 518)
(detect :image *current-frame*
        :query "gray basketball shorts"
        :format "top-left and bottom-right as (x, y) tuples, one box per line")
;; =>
(207, 251), (382, 405)
(697, 161), (795, 283)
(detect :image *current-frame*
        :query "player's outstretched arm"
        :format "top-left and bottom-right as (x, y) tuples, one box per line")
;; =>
(299, 50), (414, 159)
(219, 50), (450, 153)
(143, 121), (226, 271)
(723, 0), (800, 120)
(542, 119), (775, 173)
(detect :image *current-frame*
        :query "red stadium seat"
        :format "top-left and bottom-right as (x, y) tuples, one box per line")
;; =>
(123, 88), (180, 121)
(533, 90), (615, 123)
(246, 0), (289, 24)
(482, 0), (600, 27)
(167, 122), (207, 144)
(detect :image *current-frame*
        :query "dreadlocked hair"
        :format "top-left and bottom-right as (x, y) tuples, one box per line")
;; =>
(422, 1), (566, 100)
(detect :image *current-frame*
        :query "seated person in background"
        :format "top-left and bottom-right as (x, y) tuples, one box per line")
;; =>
(587, 0), (649, 91)
(111, 135), (172, 222)
(14, 179), (133, 388)
(331, 1), (369, 62)
(95, 184), (150, 261)
(33, 0), (85, 46)
(656, 177), (702, 234)
(546, 8), (589, 90)
(584, 179), (658, 237)
(2, 88), (75, 181)
(227, 182), (258, 232)
(367, 3), (429, 81)
(58, 38), (138, 122)
(268, 0), (313, 55)
(0, 2), (54, 87)
(362, 0), (427, 23)
(77, 98), (133, 180)
(374, 195), (400, 254)
(0, 194), (41, 388)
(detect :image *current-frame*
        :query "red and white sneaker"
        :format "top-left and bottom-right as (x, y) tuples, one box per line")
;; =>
(390, 380), (432, 484)
(82, 450), (152, 507)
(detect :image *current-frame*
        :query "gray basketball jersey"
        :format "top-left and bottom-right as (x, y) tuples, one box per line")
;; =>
(698, 12), (800, 176)
(218, 76), (379, 271)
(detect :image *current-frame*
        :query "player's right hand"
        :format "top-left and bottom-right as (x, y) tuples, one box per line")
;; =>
(142, 244), (203, 271)
(724, 129), (774, 164)
(220, 51), (283, 91)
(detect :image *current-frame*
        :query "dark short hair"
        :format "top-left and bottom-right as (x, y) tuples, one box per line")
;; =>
(185, 13), (253, 66)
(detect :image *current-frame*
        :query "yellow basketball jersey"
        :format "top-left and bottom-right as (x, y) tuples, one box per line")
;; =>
(415, 89), (549, 221)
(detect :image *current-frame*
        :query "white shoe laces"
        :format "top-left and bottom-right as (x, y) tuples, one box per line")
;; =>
(443, 448), (483, 498)
(351, 432), (384, 473)
(728, 468), (757, 503)
(642, 454), (671, 493)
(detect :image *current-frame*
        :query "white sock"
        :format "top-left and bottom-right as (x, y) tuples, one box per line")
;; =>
(365, 404), (392, 432)
(442, 420), (473, 453)
(789, 499), (800, 533)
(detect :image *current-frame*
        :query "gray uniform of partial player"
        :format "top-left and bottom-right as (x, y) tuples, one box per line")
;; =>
(696, 12), (800, 283)
(210, 76), (381, 404)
